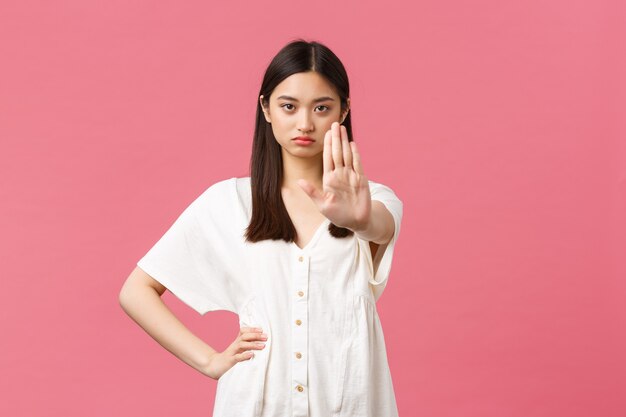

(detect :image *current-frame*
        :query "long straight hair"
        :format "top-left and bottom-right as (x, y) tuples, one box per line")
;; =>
(244, 39), (354, 244)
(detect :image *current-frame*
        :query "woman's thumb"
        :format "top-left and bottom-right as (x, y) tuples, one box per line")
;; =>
(297, 179), (323, 206)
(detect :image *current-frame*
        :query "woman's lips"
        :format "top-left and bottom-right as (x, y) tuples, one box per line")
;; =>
(293, 136), (314, 146)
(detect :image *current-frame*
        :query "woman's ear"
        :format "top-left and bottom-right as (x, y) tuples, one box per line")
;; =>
(259, 95), (271, 123)
(341, 98), (350, 123)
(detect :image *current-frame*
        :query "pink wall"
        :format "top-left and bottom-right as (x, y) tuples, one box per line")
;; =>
(1, 1), (624, 416)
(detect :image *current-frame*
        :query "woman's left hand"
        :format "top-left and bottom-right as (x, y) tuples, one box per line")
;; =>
(297, 121), (371, 232)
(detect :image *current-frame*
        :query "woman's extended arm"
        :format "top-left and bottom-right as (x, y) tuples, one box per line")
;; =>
(118, 266), (267, 379)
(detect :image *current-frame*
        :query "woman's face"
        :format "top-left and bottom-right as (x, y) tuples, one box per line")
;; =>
(260, 71), (349, 159)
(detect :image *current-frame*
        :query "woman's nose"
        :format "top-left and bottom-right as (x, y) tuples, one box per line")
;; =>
(297, 112), (314, 132)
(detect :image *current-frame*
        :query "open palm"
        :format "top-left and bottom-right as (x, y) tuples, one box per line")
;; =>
(297, 122), (371, 231)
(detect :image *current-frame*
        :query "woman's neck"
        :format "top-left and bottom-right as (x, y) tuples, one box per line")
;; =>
(281, 150), (323, 192)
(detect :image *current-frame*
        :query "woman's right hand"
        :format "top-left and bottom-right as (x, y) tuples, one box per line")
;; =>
(202, 327), (268, 380)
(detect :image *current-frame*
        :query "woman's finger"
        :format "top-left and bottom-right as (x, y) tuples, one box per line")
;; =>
(239, 327), (261, 337)
(240, 331), (268, 342)
(235, 341), (266, 353)
(341, 125), (352, 169)
(331, 122), (344, 168)
(350, 141), (364, 175)
(234, 351), (255, 362)
(323, 130), (333, 173)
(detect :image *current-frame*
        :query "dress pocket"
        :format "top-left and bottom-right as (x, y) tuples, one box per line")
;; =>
(332, 295), (382, 417)
(331, 295), (357, 415)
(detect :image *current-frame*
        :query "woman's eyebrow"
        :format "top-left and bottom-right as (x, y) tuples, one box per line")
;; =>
(276, 95), (335, 103)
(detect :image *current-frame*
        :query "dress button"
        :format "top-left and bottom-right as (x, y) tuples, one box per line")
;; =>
(296, 385), (304, 392)
(297, 291), (304, 297)
(295, 352), (302, 359)
(298, 256), (303, 262)
(295, 319), (302, 326)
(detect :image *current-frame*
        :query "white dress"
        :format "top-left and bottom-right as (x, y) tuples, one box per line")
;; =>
(137, 176), (403, 417)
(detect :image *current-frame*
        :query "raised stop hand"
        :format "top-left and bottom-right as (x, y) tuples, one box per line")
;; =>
(297, 122), (371, 232)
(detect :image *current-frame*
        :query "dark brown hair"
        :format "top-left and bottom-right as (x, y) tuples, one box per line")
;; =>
(244, 39), (354, 244)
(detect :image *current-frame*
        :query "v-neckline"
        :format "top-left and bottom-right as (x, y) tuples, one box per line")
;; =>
(291, 217), (331, 251)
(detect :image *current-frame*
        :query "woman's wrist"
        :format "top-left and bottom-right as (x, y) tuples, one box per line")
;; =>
(195, 346), (219, 375)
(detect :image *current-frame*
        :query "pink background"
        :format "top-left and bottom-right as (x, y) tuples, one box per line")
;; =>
(1, 1), (624, 416)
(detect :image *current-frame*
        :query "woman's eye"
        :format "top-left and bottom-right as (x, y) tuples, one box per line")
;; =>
(280, 104), (329, 112)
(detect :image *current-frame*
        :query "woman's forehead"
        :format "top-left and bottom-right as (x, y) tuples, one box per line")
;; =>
(271, 72), (338, 101)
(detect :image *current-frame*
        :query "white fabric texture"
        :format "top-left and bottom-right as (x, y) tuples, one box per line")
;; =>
(136, 176), (403, 417)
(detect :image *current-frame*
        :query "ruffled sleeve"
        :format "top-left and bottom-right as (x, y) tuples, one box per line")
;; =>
(136, 178), (242, 315)
(365, 180), (404, 301)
